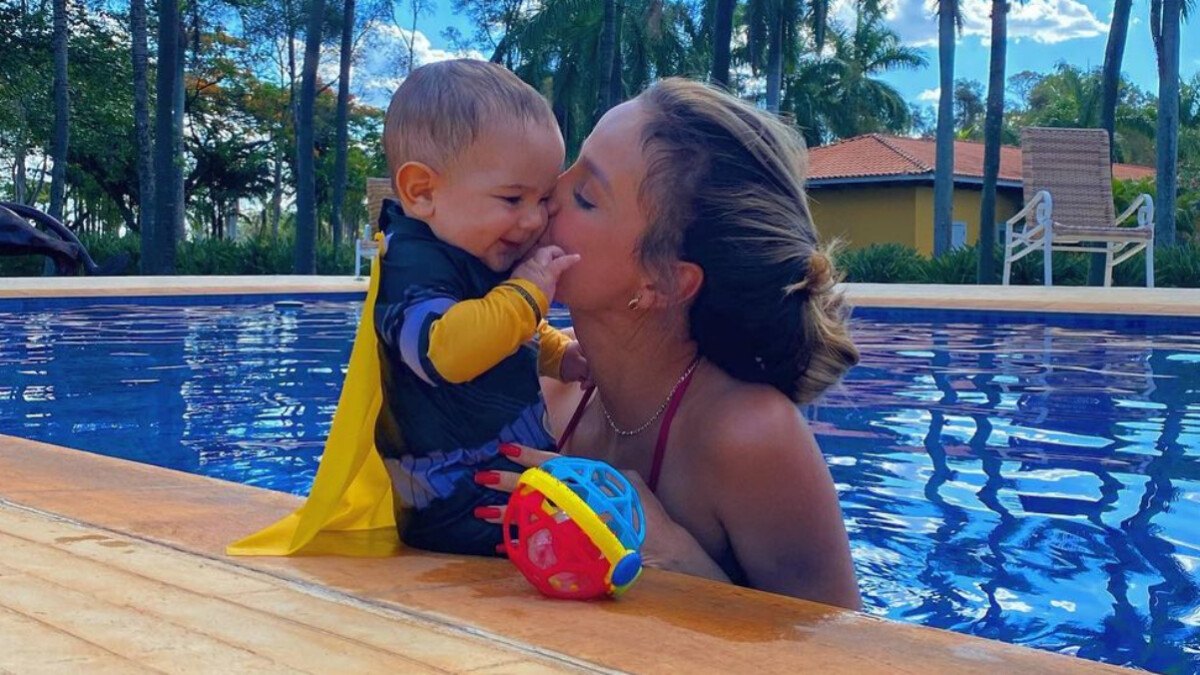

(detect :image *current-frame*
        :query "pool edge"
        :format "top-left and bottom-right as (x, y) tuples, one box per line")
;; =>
(0, 433), (1134, 674)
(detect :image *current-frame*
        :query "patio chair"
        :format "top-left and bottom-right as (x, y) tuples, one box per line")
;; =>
(356, 178), (396, 279)
(1002, 127), (1155, 287)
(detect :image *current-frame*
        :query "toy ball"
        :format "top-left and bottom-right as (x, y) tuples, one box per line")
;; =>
(503, 457), (646, 600)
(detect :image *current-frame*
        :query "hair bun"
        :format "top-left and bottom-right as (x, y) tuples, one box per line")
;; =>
(785, 250), (835, 296)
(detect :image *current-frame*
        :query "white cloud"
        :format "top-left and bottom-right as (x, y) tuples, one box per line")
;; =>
(918, 87), (941, 102)
(318, 23), (484, 109)
(885, 0), (1107, 47)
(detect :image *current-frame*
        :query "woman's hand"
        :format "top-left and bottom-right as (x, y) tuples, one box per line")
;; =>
(474, 445), (729, 583)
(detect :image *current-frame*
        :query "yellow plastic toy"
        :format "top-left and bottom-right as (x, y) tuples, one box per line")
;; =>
(227, 234), (401, 557)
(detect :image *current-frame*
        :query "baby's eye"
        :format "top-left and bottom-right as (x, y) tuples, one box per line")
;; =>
(498, 196), (521, 205)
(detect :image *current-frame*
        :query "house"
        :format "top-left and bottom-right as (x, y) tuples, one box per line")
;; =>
(804, 134), (1155, 255)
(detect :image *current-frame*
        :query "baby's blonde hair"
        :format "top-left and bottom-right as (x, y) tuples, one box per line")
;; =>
(384, 60), (558, 179)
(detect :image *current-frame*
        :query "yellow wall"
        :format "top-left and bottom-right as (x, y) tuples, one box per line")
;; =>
(809, 183), (1023, 255)
(913, 186), (1023, 255)
(807, 186), (918, 249)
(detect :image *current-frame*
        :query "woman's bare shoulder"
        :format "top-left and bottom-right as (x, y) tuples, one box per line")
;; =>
(690, 376), (817, 469)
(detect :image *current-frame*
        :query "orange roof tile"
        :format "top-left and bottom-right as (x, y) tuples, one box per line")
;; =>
(806, 134), (1155, 185)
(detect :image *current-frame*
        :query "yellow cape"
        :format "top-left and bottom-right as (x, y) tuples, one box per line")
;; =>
(227, 250), (401, 557)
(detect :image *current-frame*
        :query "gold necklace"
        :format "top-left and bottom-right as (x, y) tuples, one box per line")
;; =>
(599, 358), (701, 437)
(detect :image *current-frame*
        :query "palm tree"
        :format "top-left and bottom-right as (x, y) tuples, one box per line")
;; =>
(597, 0), (619, 118)
(711, 0), (736, 88)
(294, 0), (327, 273)
(932, 0), (960, 258)
(1151, 0), (1182, 246)
(152, 0), (182, 274)
(131, 0), (154, 271)
(507, 1), (699, 152)
(747, 0), (799, 113)
(790, 13), (923, 142)
(1093, 0), (1136, 284)
(331, 0), (356, 250)
(49, 0), (68, 223)
(977, 0), (1008, 283)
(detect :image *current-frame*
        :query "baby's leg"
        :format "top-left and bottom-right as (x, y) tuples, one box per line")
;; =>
(398, 454), (521, 557)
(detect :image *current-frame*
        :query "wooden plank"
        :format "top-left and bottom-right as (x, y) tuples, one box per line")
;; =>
(0, 604), (159, 675)
(0, 507), (577, 674)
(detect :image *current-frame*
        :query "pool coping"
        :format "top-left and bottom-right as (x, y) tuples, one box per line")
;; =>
(0, 433), (1131, 674)
(3, 276), (1198, 317)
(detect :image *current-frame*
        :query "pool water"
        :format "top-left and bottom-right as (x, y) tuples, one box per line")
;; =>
(1, 297), (1198, 672)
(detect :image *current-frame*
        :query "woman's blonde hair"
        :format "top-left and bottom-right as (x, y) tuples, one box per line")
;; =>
(636, 78), (859, 405)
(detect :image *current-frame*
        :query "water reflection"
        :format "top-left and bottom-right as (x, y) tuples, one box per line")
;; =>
(0, 300), (359, 493)
(816, 312), (1200, 671)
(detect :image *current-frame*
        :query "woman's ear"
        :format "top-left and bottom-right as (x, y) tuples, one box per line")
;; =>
(639, 261), (704, 310)
(671, 260), (704, 306)
(394, 162), (438, 220)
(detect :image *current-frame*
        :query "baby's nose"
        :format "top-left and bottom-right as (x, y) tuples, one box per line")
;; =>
(520, 204), (548, 231)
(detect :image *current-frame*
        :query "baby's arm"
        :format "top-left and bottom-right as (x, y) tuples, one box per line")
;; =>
(424, 280), (547, 383)
(375, 245), (578, 386)
(537, 324), (589, 384)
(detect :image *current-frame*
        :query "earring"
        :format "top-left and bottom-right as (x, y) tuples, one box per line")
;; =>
(627, 295), (641, 310)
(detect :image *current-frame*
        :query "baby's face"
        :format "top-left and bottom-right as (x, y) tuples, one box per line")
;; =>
(428, 120), (565, 272)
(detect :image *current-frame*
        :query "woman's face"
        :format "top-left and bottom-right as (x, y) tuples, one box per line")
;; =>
(544, 99), (651, 310)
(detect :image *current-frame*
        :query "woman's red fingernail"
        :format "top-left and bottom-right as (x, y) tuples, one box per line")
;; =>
(499, 443), (521, 458)
(475, 506), (501, 519)
(474, 471), (500, 486)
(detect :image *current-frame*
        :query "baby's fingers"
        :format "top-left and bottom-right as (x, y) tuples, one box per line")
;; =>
(546, 253), (581, 277)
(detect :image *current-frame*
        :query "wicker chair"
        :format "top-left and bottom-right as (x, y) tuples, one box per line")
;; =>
(1002, 127), (1155, 287)
(356, 178), (397, 278)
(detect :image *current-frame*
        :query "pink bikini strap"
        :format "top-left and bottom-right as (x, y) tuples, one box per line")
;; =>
(556, 386), (595, 452)
(647, 365), (698, 493)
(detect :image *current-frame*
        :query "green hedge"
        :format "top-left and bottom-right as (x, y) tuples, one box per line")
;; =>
(838, 241), (1200, 288)
(0, 232), (355, 277)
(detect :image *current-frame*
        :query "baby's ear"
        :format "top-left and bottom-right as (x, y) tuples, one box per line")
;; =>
(394, 162), (438, 219)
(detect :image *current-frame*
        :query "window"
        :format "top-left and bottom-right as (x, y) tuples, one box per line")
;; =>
(951, 222), (967, 250)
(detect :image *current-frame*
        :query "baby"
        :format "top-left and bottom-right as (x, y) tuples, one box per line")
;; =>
(373, 59), (584, 556)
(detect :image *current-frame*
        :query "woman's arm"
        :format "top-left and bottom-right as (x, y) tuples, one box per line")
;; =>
(706, 392), (862, 610)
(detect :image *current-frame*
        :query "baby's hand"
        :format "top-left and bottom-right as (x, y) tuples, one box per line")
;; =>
(558, 340), (591, 387)
(512, 246), (580, 303)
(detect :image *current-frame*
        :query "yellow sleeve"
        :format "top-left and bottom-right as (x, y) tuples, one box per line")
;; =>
(426, 279), (548, 384)
(537, 323), (572, 380)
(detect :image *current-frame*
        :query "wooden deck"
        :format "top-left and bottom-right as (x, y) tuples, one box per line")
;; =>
(0, 434), (1129, 674)
(0, 502), (589, 674)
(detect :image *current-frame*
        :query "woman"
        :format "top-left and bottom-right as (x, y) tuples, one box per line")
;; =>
(474, 78), (862, 610)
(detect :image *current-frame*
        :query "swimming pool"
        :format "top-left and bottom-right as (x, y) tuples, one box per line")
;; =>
(1, 296), (1197, 672)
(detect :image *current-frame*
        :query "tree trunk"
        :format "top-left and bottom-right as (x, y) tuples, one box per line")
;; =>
(711, 0), (735, 88)
(132, 0), (154, 268)
(14, 145), (27, 204)
(173, 16), (187, 241)
(271, 139), (283, 239)
(331, 0), (356, 251)
(608, 0), (624, 110)
(1092, 0), (1133, 284)
(596, 0), (617, 120)
(977, 0), (1006, 284)
(933, 0), (957, 258)
(49, 0), (68, 222)
(765, 9), (784, 113)
(152, 0), (181, 274)
(1155, 0), (1180, 247)
(294, 0), (326, 274)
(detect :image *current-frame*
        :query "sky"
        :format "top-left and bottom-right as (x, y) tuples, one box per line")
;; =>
(349, 0), (1200, 111)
